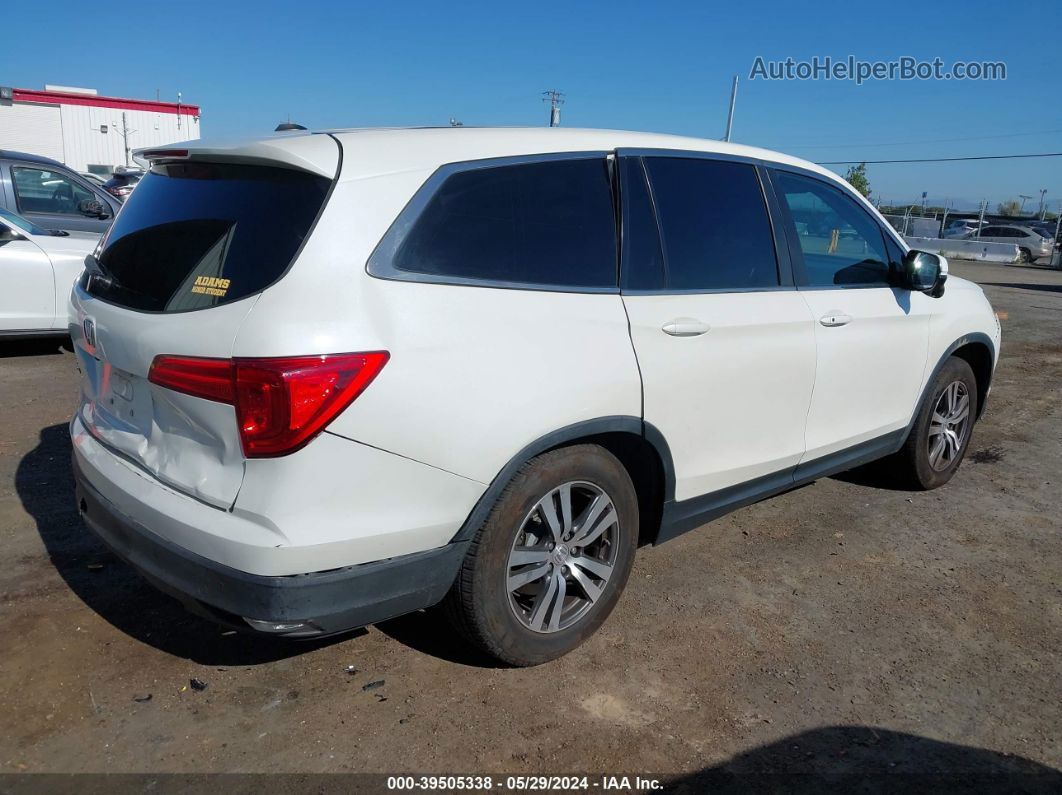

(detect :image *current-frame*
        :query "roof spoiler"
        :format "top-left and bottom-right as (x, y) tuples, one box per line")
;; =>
(133, 133), (339, 178)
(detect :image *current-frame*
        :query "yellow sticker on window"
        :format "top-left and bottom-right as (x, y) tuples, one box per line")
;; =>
(191, 275), (231, 297)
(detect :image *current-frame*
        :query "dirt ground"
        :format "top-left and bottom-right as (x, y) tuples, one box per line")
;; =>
(0, 260), (1059, 784)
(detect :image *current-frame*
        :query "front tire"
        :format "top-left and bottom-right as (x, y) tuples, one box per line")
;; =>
(444, 445), (638, 666)
(897, 357), (978, 490)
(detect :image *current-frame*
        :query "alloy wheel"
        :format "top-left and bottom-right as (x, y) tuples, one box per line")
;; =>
(505, 481), (620, 633)
(928, 380), (971, 471)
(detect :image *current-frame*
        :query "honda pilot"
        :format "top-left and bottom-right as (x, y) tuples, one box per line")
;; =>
(70, 128), (1000, 665)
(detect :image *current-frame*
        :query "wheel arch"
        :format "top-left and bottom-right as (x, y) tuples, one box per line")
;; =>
(916, 333), (996, 427)
(450, 417), (676, 548)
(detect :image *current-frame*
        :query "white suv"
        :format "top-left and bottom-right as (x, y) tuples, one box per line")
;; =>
(69, 128), (1000, 665)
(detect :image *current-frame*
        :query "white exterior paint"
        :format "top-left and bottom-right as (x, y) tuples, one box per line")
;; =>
(56, 102), (200, 171)
(68, 127), (1002, 584)
(0, 93), (200, 172)
(0, 214), (97, 332)
(0, 103), (65, 162)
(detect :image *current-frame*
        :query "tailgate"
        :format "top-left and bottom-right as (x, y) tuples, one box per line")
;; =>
(67, 149), (337, 508)
(70, 288), (255, 508)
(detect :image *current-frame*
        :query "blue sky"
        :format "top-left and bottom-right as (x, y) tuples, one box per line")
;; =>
(3, 0), (1060, 210)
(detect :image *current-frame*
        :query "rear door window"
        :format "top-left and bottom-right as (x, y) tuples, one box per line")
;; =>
(88, 162), (331, 312)
(376, 156), (617, 289)
(641, 157), (779, 291)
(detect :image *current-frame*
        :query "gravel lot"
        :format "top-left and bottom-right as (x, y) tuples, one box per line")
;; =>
(0, 260), (1059, 784)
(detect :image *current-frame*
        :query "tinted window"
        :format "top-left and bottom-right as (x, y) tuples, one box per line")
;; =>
(643, 158), (778, 290)
(87, 162), (331, 312)
(390, 158), (616, 288)
(774, 171), (889, 287)
(620, 158), (665, 291)
(13, 167), (95, 216)
(883, 231), (906, 276)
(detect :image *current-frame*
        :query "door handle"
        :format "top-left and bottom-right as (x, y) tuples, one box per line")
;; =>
(662, 318), (711, 337)
(819, 312), (852, 327)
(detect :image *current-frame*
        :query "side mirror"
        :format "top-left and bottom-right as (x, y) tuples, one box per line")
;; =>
(79, 199), (109, 219)
(902, 249), (947, 297)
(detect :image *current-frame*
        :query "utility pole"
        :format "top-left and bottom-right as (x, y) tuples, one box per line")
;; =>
(177, 91), (182, 130)
(117, 112), (137, 166)
(542, 90), (564, 127)
(976, 198), (986, 237)
(724, 75), (739, 142)
(1038, 188), (1048, 221)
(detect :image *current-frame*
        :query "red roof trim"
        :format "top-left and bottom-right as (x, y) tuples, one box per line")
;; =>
(12, 88), (200, 116)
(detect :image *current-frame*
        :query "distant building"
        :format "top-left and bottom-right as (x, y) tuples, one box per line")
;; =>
(0, 84), (200, 176)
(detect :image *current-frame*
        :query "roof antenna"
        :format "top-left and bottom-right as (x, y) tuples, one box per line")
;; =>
(275, 114), (307, 132)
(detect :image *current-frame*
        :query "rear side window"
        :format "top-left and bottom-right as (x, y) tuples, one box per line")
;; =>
(87, 162), (331, 312)
(378, 157), (617, 289)
(643, 157), (779, 291)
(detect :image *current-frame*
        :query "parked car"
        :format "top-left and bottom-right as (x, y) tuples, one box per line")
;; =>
(965, 224), (1054, 262)
(0, 207), (97, 337)
(0, 150), (120, 234)
(80, 172), (110, 188)
(1027, 221), (1058, 241)
(942, 219), (988, 238)
(102, 166), (145, 200)
(69, 128), (1000, 665)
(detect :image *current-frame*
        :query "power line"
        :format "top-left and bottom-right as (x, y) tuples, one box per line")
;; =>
(792, 127), (1062, 150)
(818, 152), (1062, 165)
(542, 90), (564, 127)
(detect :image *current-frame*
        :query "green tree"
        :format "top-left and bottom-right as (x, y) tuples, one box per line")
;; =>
(844, 162), (870, 198)
(997, 199), (1021, 216)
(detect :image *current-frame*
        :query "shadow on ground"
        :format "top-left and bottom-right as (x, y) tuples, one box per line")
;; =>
(980, 282), (1062, 294)
(663, 726), (1061, 794)
(830, 456), (915, 492)
(375, 609), (506, 669)
(16, 423), (351, 666)
(0, 338), (71, 358)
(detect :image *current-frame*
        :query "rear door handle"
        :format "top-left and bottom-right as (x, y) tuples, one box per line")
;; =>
(819, 312), (852, 327)
(662, 318), (711, 337)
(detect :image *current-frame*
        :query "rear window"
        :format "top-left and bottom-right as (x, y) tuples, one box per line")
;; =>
(86, 162), (331, 312)
(378, 157), (617, 289)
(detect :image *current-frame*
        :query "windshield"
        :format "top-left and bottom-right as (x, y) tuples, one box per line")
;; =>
(0, 206), (51, 236)
(86, 161), (332, 312)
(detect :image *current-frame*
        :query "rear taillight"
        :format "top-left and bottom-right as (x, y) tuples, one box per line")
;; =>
(148, 352), (389, 457)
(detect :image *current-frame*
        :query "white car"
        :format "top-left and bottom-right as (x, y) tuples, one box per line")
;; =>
(965, 224), (1054, 263)
(942, 219), (989, 238)
(68, 128), (1000, 665)
(0, 208), (98, 337)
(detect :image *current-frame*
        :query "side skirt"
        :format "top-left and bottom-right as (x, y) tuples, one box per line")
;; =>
(655, 429), (906, 544)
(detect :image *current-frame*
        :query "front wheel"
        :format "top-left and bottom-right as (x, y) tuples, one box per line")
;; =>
(444, 445), (638, 666)
(896, 357), (978, 490)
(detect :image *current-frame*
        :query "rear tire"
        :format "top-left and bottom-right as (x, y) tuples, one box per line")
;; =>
(444, 445), (638, 666)
(895, 357), (978, 490)
(1019, 248), (1031, 263)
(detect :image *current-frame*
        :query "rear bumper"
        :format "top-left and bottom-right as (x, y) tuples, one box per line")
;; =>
(74, 455), (468, 636)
